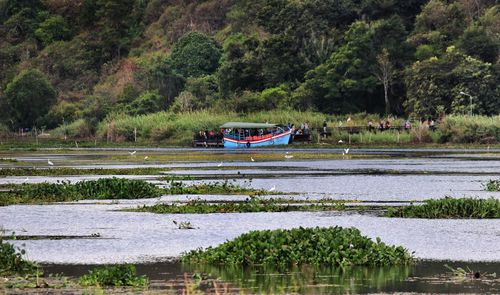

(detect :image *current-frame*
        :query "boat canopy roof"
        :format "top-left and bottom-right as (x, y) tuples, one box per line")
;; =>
(220, 122), (277, 129)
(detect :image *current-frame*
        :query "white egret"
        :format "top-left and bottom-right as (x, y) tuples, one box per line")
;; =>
(344, 148), (350, 154)
(47, 159), (54, 166)
(129, 151), (137, 156)
(338, 140), (343, 143)
(268, 185), (276, 192)
(251, 157), (255, 162)
(144, 156), (149, 160)
(217, 162), (223, 167)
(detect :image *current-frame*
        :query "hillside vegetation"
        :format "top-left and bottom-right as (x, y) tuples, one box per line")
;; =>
(0, 0), (498, 140)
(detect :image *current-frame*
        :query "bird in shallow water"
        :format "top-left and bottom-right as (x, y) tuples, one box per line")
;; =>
(47, 159), (54, 166)
(129, 151), (137, 156)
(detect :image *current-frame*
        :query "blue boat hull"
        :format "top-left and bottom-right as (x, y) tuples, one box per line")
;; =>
(224, 131), (291, 148)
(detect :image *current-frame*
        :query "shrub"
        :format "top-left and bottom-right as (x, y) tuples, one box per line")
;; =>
(79, 265), (148, 287)
(386, 197), (500, 218)
(182, 226), (413, 268)
(0, 236), (38, 276)
(438, 115), (500, 143)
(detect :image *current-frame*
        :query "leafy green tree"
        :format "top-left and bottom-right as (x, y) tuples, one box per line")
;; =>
(142, 54), (185, 107)
(34, 15), (72, 46)
(126, 91), (162, 115)
(3, 69), (56, 128)
(458, 26), (498, 63)
(260, 86), (290, 109)
(170, 32), (221, 78)
(405, 46), (499, 117)
(218, 33), (263, 96)
(295, 21), (377, 113)
(410, 0), (467, 50)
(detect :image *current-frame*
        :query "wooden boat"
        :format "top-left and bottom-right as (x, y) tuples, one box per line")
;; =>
(221, 122), (292, 148)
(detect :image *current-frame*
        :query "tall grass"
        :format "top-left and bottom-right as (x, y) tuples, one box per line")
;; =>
(439, 115), (500, 143)
(96, 109), (328, 143)
(51, 119), (92, 138)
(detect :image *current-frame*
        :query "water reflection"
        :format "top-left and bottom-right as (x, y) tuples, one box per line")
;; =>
(183, 263), (413, 294)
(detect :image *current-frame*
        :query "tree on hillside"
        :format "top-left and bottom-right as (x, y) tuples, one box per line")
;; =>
(295, 21), (377, 113)
(459, 25), (498, 63)
(404, 46), (499, 117)
(35, 14), (72, 46)
(170, 32), (221, 78)
(3, 69), (57, 128)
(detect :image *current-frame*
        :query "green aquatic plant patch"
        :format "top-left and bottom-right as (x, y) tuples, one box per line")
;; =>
(182, 226), (413, 268)
(0, 235), (38, 276)
(0, 178), (162, 205)
(164, 179), (274, 195)
(129, 198), (346, 214)
(0, 167), (168, 177)
(483, 180), (500, 192)
(78, 265), (148, 287)
(386, 197), (500, 219)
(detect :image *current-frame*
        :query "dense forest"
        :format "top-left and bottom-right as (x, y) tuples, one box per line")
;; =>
(0, 0), (498, 134)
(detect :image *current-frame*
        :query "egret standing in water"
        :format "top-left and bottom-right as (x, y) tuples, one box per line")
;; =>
(268, 185), (276, 192)
(47, 159), (54, 166)
(217, 162), (223, 167)
(129, 151), (137, 156)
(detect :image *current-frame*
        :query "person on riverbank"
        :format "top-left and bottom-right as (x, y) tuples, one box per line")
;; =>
(404, 120), (411, 131)
(323, 120), (328, 138)
(368, 120), (374, 132)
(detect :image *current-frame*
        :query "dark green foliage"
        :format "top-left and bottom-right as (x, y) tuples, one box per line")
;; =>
(126, 90), (163, 115)
(182, 227), (413, 268)
(140, 54), (185, 107)
(404, 48), (499, 117)
(386, 197), (500, 219)
(34, 15), (72, 46)
(296, 21), (378, 113)
(1, 178), (162, 205)
(0, 236), (38, 276)
(0, 0), (498, 132)
(3, 69), (56, 128)
(458, 26), (498, 64)
(78, 265), (148, 287)
(170, 32), (221, 78)
(483, 180), (500, 192)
